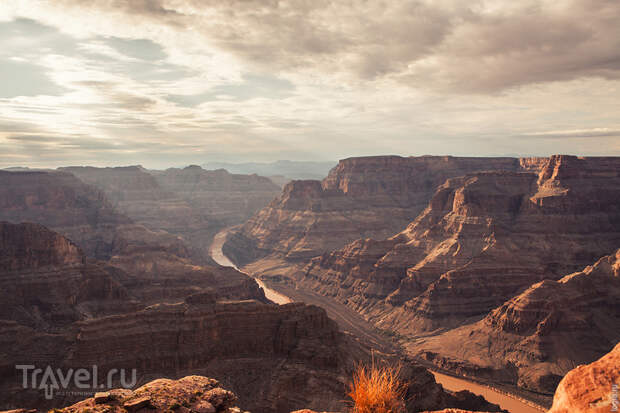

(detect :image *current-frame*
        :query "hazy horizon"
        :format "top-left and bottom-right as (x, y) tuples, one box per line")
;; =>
(4, 152), (616, 172)
(1, 1), (619, 169)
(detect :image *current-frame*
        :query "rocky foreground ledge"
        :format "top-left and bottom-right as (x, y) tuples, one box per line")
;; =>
(3, 376), (246, 413)
(3, 342), (618, 413)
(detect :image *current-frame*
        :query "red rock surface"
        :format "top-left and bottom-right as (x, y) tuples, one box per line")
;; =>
(0, 222), (135, 329)
(412, 248), (620, 394)
(0, 170), (133, 260)
(61, 165), (281, 265)
(301, 156), (620, 332)
(0, 221), (82, 270)
(0, 224), (503, 413)
(0, 170), (266, 305)
(223, 156), (531, 265)
(0, 223), (345, 413)
(421, 410), (495, 413)
(59, 376), (246, 413)
(548, 342), (620, 413)
(224, 154), (620, 397)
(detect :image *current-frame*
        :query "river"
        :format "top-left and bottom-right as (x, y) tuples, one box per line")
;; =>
(209, 228), (546, 413)
(431, 371), (545, 413)
(209, 229), (291, 304)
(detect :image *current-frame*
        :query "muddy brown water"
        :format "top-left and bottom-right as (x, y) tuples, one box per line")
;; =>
(210, 229), (291, 304)
(431, 371), (546, 413)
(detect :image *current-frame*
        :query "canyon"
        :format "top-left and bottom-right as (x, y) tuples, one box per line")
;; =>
(0, 212), (502, 412)
(222, 154), (620, 400)
(223, 156), (542, 265)
(60, 165), (281, 265)
(412, 248), (620, 395)
(0, 170), (265, 304)
(1, 154), (618, 412)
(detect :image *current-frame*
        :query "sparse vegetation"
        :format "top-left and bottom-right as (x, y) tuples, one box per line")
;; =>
(347, 363), (406, 413)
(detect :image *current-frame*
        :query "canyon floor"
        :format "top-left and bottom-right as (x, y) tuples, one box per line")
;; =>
(210, 228), (547, 413)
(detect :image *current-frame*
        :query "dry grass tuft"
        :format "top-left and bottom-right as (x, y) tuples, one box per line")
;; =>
(347, 363), (407, 413)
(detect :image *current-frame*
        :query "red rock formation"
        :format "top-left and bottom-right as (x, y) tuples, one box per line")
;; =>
(224, 156), (530, 265)
(0, 221), (82, 270)
(548, 342), (620, 413)
(0, 224), (503, 413)
(0, 222), (350, 412)
(61, 165), (281, 265)
(0, 171), (265, 305)
(0, 170), (133, 260)
(301, 156), (620, 333)
(0, 222), (135, 329)
(412, 248), (620, 395)
(421, 410), (495, 413)
(60, 376), (246, 413)
(0, 291), (357, 411)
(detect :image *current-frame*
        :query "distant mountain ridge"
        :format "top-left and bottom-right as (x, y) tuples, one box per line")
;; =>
(202, 160), (336, 181)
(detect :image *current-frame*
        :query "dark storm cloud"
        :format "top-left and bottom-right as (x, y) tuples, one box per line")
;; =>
(52, 0), (620, 93)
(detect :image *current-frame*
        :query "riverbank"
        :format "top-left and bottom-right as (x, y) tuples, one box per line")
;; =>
(209, 227), (549, 413)
(209, 229), (291, 304)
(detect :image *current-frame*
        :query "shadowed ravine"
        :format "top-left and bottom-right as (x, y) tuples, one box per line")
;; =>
(209, 228), (546, 413)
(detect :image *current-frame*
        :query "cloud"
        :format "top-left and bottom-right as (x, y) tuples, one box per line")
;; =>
(166, 73), (295, 107)
(38, 0), (620, 93)
(522, 128), (620, 138)
(103, 37), (167, 61)
(0, 0), (619, 168)
(6, 134), (57, 142)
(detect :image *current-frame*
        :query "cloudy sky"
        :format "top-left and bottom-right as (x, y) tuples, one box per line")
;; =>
(1, 0), (619, 168)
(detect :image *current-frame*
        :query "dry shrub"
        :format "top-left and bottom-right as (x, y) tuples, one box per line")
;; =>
(347, 363), (407, 413)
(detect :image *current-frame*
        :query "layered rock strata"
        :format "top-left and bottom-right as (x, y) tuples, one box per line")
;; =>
(0, 224), (502, 413)
(413, 248), (620, 394)
(224, 156), (536, 265)
(548, 342), (620, 413)
(302, 155), (620, 332)
(61, 165), (281, 265)
(0, 171), (264, 304)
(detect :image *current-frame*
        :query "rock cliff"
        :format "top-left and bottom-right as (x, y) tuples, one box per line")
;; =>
(0, 171), (265, 305)
(227, 155), (620, 397)
(0, 222), (135, 329)
(0, 170), (133, 260)
(0, 222), (349, 412)
(34, 342), (620, 413)
(301, 155), (620, 333)
(223, 156), (530, 265)
(0, 224), (502, 413)
(548, 342), (620, 413)
(412, 248), (620, 394)
(61, 165), (281, 265)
